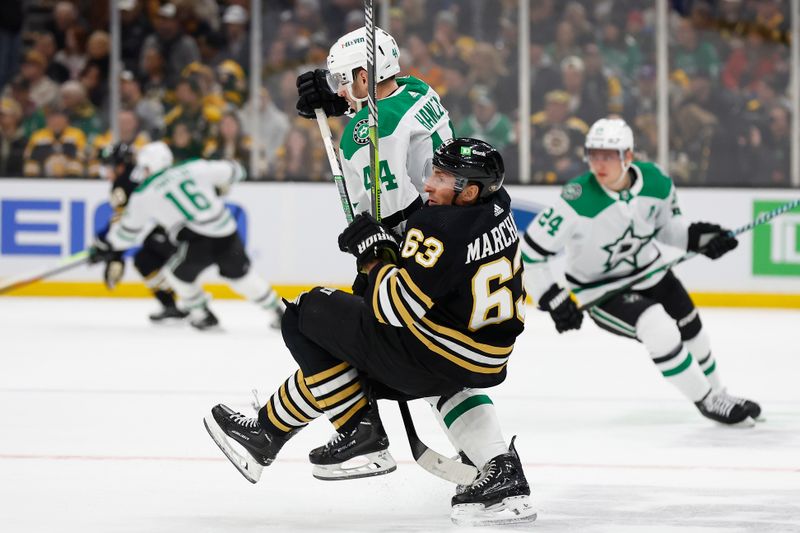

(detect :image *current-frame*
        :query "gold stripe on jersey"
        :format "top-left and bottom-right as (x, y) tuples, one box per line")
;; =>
(315, 381), (362, 409)
(331, 396), (368, 430)
(419, 316), (514, 355)
(371, 264), (394, 324)
(397, 268), (433, 309)
(304, 362), (350, 385)
(389, 283), (507, 374)
(279, 382), (313, 423)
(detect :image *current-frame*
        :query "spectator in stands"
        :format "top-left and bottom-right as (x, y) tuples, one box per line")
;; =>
(388, 7), (407, 47)
(221, 5), (250, 71)
(119, 0), (153, 74)
(558, 55), (613, 125)
(140, 3), (200, 87)
(140, 47), (168, 108)
(54, 25), (89, 81)
(599, 20), (642, 84)
(24, 104), (87, 178)
(217, 60), (248, 109)
(272, 123), (324, 181)
(545, 21), (582, 66)
(529, 0), (556, 45)
(672, 17), (720, 80)
(429, 10), (471, 71)
(405, 33), (447, 97)
(530, 89), (588, 184)
(59, 81), (101, 141)
(203, 111), (251, 169)
(239, 86), (289, 180)
(48, 1), (80, 50)
(457, 86), (514, 152)
(440, 67), (471, 127)
(5, 76), (44, 139)
(582, 45), (624, 121)
(197, 31), (227, 70)
(529, 43), (560, 113)
(120, 70), (164, 138)
(672, 69), (718, 183)
(624, 66), (659, 160)
(721, 25), (783, 95)
(754, 0), (791, 45)
(18, 50), (59, 108)
(762, 105), (791, 185)
(294, 0), (324, 39)
(0, 1), (23, 92)
(34, 32), (70, 84)
(88, 110), (150, 178)
(563, 2), (594, 47)
(465, 42), (515, 115)
(0, 97), (26, 177)
(164, 78), (220, 160)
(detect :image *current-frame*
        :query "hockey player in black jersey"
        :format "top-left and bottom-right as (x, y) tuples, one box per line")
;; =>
(88, 142), (187, 322)
(205, 139), (536, 525)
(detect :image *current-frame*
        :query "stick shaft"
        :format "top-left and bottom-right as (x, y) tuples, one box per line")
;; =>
(315, 109), (354, 223)
(0, 250), (89, 295)
(364, 0), (380, 221)
(578, 198), (800, 311)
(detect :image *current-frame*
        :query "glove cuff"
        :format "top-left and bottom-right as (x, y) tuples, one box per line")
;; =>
(539, 284), (570, 311)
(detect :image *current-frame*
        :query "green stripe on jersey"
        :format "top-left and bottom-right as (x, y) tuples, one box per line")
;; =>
(135, 158), (199, 193)
(702, 360), (717, 376)
(561, 173), (615, 218)
(591, 307), (637, 335)
(662, 353), (693, 377)
(635, 162), (673, 200)
(443, 394), (493, 428)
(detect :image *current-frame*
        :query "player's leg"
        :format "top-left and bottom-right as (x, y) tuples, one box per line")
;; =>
(134, 227), (187, 322)
(214, 232), (284, 329)
(205, 368), (322, 483)
(590, 290), (751, 424)
(427, 391), (536, 525)
(282, 291), (396, 479)
(163, 231), (218, 329)
(642, 271), (761, 418)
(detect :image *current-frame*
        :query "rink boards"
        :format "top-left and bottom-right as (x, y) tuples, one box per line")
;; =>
(0, 179), (798, 307)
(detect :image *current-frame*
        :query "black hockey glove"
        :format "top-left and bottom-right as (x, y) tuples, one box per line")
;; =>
(351, 271), (369, 297)
(296, 69), (349, 119)
(88, 235), (117, 264)
(338, 213), (400, 270)
(88, 236), (125, 289)
(539, 283), (583, 333)
(688, 222), (738, 260)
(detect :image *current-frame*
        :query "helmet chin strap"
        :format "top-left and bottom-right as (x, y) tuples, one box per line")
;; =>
(345, 84), (367, 113)
(611, 150), (632, 189)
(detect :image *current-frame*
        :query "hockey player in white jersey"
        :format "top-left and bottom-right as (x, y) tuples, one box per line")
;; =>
(90, 141), (283, 330)
(521, 118), (760, 425)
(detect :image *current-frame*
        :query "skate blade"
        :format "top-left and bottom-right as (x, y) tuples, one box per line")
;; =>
(203, 414), (263, 484)
(451, 495), (537, 526)
(312, 450), (397, 481)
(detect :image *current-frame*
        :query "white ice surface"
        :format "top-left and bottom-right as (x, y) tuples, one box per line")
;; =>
(0, 298), (798, 533)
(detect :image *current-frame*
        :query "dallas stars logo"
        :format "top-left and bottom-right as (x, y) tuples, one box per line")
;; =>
(353, 119), (370, 145)
(601, 224), (653, 272)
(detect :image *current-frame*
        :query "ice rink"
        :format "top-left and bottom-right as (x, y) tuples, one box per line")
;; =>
(1, 297), (798, 532)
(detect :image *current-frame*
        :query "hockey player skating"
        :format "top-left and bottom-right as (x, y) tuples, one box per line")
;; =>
(90, 141), (284, 330)
(90, 142), (188, 322)
(292, 27), (532, 524)
(205, 139), (536, 525)
(521, 118), (760, 425)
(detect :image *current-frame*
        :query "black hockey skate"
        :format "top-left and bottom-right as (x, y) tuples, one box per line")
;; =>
(695, 390), (754, 426)
(309, 402), (396, 481)
(203, 404), (297, 483)
(190, 306), (219, 330)
(718, 388), (762, 420)
(451, 437), (537, 526)
(268, 305), (284, 330)
(148, 306), (188, 322)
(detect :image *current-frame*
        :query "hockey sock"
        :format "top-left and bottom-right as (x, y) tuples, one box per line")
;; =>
(304, 362), (368, 433)
(637, 305), (709, 402)
(163, 270), (209, 313)
(429, 390), (507, 469)
(227, 271), (280, 310)
(259, 370), (323, 435)
(153, 289), (177, 309)
(684, 329), (723, 391)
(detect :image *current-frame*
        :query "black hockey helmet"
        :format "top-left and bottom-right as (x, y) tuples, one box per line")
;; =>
(101, 142), (136, 168)
(431, 138), (504, 199)
(101, 143), (137, 206)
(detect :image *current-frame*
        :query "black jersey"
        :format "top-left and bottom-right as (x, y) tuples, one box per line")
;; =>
(364, 188), (526, 388)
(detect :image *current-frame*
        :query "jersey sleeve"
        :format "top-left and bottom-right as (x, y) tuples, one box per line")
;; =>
(363, 216), (458, 327)
(186, 159), (246, 191)
(106, 193), (147, 250)
(520, 196), (579, 302)
(653, 182), (688, 250)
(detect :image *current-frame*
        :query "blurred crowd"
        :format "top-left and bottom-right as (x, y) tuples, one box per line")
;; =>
(0, 0), (794, 186)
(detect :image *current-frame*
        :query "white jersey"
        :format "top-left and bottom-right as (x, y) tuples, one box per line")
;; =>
(521, 161), (689, 305)
(339, 76), (453, 229)
(106, 159), (246, 250)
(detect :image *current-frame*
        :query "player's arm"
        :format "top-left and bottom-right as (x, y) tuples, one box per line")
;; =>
(655, 180), (737, 259)
(521, 197), (583, 332)
(103, 194), (147, 251)
(189, 159), (246, 195)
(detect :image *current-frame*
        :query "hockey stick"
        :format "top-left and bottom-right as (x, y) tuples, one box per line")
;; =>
(0, 250), (90, 295)
(578, 198), (800, 311)
(365, 0), (381, 220)
(315, 108), (354, 224)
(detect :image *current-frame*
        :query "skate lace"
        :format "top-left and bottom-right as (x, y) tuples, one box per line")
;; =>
(471, 461), (498, 489)
(230, 412), (260, 429)
(324, 428), (350, 449)
(706, 393), (735, 417)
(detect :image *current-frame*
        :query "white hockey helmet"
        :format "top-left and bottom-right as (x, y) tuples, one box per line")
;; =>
(326, 26), (400, 107)
(584, 118), (634, 160)
(136, 141), (173, 178)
